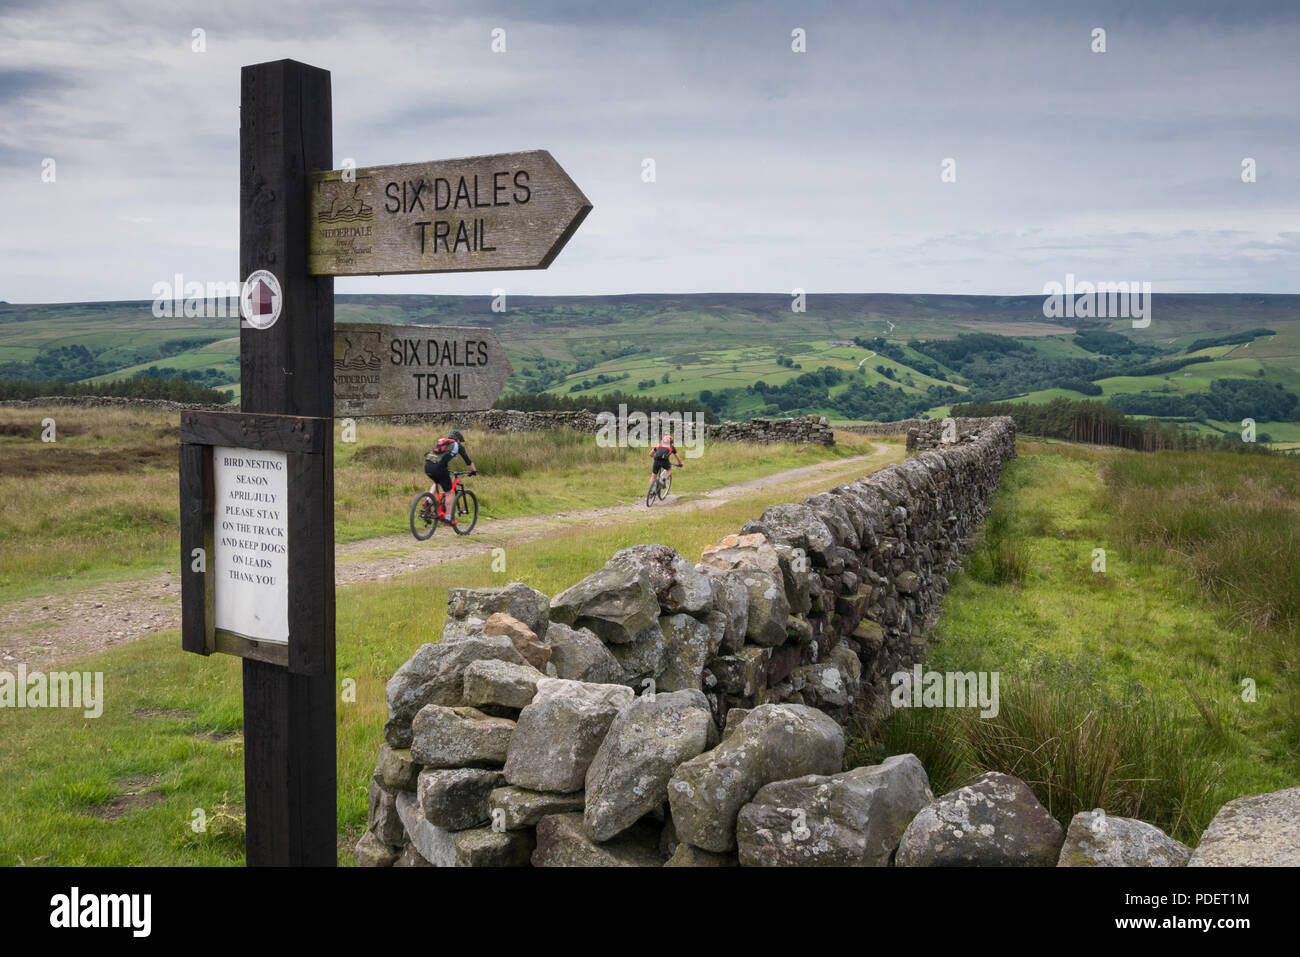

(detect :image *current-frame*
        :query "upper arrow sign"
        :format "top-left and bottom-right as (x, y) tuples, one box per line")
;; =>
(307, 150), (591, 277)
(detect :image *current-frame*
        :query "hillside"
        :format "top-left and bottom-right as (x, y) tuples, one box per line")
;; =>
(2, 293), (1298, 446)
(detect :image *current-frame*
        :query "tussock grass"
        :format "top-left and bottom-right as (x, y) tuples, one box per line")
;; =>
(966, 508), (1031, 586)
(1103, 451), (1300, 634)
(864, 665), (1222, 843)
(854, 445), (1300, 847)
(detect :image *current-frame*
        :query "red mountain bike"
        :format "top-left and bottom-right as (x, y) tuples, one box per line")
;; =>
(410, 470), (478, 539)
(645, 465), (679, 507)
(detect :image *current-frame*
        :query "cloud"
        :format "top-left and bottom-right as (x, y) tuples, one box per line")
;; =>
(0, 0), (1297, 302)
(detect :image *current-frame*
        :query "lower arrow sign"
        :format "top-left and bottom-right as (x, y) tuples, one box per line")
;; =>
(333, 323), (513, 416)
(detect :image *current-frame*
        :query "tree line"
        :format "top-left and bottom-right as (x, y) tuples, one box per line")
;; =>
(0, 375), (233, 404)
(1108, 378), (1297, 422)
(494, 390), (717, 423)
(951, 398), (1275, 453)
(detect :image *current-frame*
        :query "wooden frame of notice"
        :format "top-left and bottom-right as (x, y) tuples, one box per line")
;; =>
(180, 409), (331, 675)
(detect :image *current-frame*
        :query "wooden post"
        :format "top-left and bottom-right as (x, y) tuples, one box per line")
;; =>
(239, 59), (336, 866)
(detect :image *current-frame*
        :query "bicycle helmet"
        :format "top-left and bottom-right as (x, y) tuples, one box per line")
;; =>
(662, 435), (674, 444)
(448, 429), (464, 442)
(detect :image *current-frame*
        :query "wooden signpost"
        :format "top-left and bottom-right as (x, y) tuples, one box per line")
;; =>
(178, 58), (589, 866)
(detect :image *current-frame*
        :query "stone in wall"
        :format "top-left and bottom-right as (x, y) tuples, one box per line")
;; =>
(667, 704), (846, 853)
(735, 753), (932, 866)
(1187, 786), (1300, 866)
(503, 678), (634, 792)
(583, 689), (716, 841)
(895, 772), (1065, 867)
(384, 635), (527, 748)
(1057, 811), (1191, 867)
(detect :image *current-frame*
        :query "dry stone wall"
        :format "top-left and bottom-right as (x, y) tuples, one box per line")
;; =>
(387, 410), (833, 445)
(835, 419), (927, 437)
(3, 397), (834, 446)
(706, 416), (834, 445)
(904, 416), (1004, 454)
(836, 417), (1001, 451)
(0, 396), (226, 412)
(359, 416), (1020, 867)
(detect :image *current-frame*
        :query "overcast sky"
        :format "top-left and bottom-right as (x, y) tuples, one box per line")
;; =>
(2, 0), (1298, 303)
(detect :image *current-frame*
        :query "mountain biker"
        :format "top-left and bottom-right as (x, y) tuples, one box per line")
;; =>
(650, 434), (683, 487)
(424, 428), (477, 519)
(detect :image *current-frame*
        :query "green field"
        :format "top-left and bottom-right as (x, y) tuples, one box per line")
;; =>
(82, 337), (240, 390)
(540, 338), (969, 412)
(2, 292), (1297, 441)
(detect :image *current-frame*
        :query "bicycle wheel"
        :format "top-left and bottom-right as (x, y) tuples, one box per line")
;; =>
(658, 470), (672, 500)
(646, 476), (659, 507)
(410, 492), (438, 540)
(452, 488), (478, 535)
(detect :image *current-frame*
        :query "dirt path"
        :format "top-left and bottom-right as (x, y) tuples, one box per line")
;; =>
(0, 445), (897, 669)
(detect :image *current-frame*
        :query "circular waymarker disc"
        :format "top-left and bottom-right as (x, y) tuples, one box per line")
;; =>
(240, 269), (283, 329)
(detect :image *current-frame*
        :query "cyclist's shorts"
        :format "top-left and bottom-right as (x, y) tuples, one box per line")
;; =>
(652, 457), (671, 475)
(424, 459), (453, 491)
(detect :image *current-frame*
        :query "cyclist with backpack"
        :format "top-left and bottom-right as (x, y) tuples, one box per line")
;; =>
(425, 429), (477, 520)
(650, 434), (683, 486)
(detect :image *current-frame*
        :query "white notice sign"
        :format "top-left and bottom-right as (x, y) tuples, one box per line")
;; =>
(213, 446), (290, 644)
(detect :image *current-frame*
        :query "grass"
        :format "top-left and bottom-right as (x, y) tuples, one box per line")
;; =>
(852, 441), (1300, 845)
(0, 408), (184, 601)
(0, 405), (879, 602)
(859, 663), (1226, 843)
(1103, 449), (1300, 634)
(333, 417), (880, 541)
(0, 448), (902, 866)
(964, 507), (1031, 586)
(544, 338), (967, 405)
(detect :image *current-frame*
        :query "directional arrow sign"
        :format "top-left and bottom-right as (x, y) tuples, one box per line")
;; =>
(333, 323), (513, 416)
(308, 150), (591, 277)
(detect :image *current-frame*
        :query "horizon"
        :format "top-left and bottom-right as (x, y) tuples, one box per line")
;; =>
(6, 289), (1300, 309)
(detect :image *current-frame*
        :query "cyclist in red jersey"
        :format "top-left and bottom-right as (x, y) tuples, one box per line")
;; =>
(650, 434), (683, 482)
(424, 429), (477, 518)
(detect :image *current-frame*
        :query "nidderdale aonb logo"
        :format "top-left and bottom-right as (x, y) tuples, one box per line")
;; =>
(49, 887), (151, 937)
